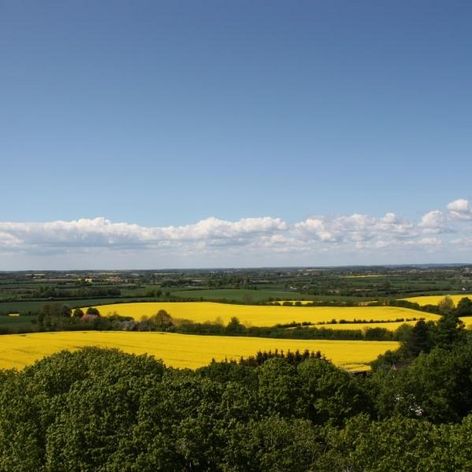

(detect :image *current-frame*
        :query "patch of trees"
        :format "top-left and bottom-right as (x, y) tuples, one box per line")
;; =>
(234, 348), (324, 367)
(372, 305), (466, 369)
(456, 296), (472, 315)
(36, 286), (122, 299)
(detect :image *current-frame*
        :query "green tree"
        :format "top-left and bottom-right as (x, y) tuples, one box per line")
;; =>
(434, 311), (465, 349)
(223, 417), (322, 472)
(371, 341), (472, 423)
(297, 357), (371, 425)
(152, 310), (174, 329)
(438, 296), (455, 315)
(226, 317), (245, 335)
(456, 297), (472, 316)
(403, 320), (434, 357)
(72, 307), (84, 318)
(257, 358), (302, 417)
(85, 307), (100, 316)
(319, 415), (444, 472)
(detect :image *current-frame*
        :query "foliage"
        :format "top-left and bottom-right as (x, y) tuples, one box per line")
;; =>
(2, 341), (472, 470)
(372, 308), (466, 370)
(456, 296), (472, 316)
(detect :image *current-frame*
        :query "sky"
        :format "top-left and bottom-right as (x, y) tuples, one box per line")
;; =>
(1, 0), (472, 269)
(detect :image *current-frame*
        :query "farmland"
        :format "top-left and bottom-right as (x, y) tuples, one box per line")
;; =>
(91, 301), (437, 328)
(0, 331), (399, 371)
(0, 270), (471, 470)
(311, 321), (420, 331)
(171, 288), (310, 302)
(0, 315), (36, 332)
(0, 268), (469, 373)
(404, 294), (472, 306)
(2, 265), (472, 315)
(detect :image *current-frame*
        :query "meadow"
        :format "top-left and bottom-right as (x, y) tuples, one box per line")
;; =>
(91, 301), (437, 328)
(0, 331), (399, 371)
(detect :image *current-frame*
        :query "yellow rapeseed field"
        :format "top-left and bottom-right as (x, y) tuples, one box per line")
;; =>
(90, 302), (435, 327)
(278, 300), (314, 305)
(313, 321), (420, 331)
(0, 331), (398, 372)
(461, 318), (472, 329)
(403, 294), (472, 306)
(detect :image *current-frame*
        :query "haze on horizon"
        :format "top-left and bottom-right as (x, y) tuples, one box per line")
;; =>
(1, 1), (471, 269)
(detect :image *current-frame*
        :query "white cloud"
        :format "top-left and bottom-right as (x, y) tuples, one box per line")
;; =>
(419, 210), (448, 233)
(0, 216), (288, 252)
(447, 198), (472, 220)
(0, 198), (471, 267)
(0, 231), (22, 249)
(294, 218), (338, 242)
(158, 216), (287, 241)
(295, 211), (415, 248)
(412, 237), (442, 247)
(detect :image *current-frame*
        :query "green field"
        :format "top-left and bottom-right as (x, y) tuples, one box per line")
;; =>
(0, 297), (167, 315)
(0, 315), (37, 333)
(0, 291), (310, 315)
(170, 288), (310, 302)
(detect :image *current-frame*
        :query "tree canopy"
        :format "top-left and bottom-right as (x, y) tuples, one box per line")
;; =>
(1, 335), (472, 470)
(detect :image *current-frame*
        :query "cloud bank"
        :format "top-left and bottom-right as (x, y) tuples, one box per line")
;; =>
(0, 199), (471, 268)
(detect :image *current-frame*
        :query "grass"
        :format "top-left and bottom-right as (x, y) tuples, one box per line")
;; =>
(89, 301), (437, 328)
(0, 297), (163, 315)
(0, 331), (399, 372)
(0, 315), (37, 333)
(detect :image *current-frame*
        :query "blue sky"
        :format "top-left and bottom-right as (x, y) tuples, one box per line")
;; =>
(1, 1), (472, 268)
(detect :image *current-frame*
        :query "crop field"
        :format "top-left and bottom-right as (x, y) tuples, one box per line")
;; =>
(312, 321), (427, 331)
(90, 302), (436, 327)
(0, 297), (156, 316)
(403, 294), (472, 306)
(278, 300), (316, 305)
(0, 331), (399, 372)
(280, 300), (375, 306)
